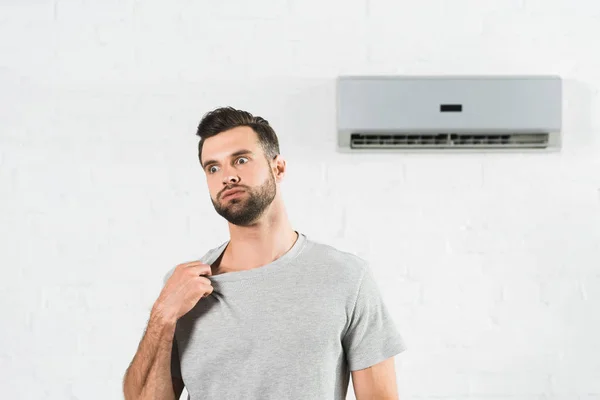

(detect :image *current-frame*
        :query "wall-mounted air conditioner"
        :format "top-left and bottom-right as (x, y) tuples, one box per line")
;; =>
(336, 75), (562, 152)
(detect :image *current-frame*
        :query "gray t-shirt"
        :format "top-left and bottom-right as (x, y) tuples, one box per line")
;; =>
(162, 231), (406, 400)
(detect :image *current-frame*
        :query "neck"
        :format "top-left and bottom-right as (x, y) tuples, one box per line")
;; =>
(219, 197), (298, 273)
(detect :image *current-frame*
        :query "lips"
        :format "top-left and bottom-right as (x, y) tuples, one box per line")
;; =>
(222, 188), (245, 199)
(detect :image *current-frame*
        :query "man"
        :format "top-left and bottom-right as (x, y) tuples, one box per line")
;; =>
(123, 107), (407, 400)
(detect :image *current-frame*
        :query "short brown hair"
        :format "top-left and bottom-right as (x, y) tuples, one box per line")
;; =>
(196, 107), (280, 167)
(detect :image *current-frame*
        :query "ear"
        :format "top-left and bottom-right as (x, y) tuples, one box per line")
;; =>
(272, 155), (286, 181)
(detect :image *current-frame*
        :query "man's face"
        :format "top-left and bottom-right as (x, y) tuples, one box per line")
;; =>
(201, 126), (277, 226)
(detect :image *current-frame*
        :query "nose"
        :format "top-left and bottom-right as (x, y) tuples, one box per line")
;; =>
(222, 171), (240, 186)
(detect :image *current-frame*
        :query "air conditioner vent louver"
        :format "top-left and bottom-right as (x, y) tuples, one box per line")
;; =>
(350, 133), (550, 149)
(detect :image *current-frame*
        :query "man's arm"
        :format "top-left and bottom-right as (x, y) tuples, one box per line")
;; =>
(351, 356), (399, 400)
(122, 306), (180, 400)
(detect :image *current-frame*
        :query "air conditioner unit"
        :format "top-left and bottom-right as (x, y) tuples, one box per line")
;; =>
(336, 75), (562, 152)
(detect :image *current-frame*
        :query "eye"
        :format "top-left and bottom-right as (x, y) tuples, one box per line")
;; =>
(237, 157), (249, 164)
(208, 165), (218, 174)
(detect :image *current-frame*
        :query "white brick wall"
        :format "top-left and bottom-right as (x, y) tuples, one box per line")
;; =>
(1, 0), (599, 399)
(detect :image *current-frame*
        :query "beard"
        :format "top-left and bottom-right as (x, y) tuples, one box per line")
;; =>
(211, 171), (277, 226)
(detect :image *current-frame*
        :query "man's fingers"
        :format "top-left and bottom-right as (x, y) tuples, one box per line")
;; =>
(181, 262), (212, 276)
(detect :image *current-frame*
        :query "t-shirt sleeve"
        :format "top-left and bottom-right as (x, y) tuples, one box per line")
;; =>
(342, 264), (407, 371)
(162, 267), (182, 379)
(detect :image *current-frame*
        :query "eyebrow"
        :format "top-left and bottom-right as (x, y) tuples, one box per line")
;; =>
(202, 149), (255, 169)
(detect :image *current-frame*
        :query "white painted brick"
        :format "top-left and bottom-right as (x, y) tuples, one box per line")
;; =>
(486, 303), (570, 351)
(463, 344), (561, 376)
(198, 0), (288, 19)
(500, 280), (543, 306)
(378, 277), (421, 306)
(581, 277), (600, 304)
(411, 300), (496, 350)
(406, 370), (471, 397)
(469, 371), (553, 396)
(289, 0), (365, 20)
(539, 279), (586, 307)
(551, 368), (600, 395)
(402, 154), (485, 190)
(581, 395), (600, 400)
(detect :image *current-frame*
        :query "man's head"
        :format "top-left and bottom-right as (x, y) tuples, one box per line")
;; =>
(197, 107), (284, 226)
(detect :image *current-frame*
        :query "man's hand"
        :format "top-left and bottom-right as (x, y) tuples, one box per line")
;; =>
(153, 262), (214, 323)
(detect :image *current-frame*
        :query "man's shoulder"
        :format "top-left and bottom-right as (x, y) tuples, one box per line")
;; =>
(303, 236), (369, 281)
